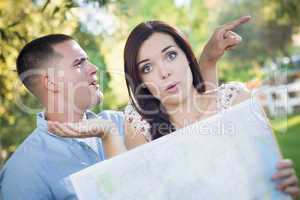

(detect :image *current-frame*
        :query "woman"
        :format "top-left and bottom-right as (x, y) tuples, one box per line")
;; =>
(123, 20), (299, 198)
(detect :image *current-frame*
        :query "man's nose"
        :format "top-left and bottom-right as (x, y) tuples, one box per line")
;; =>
(87, 62), (97, 75)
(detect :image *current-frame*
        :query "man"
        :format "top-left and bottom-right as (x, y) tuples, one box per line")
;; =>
(0, 34), (127, 199)
(0, 16), (251, 199)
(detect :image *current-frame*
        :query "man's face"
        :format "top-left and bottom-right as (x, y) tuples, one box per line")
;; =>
(50, 40), (102, 111)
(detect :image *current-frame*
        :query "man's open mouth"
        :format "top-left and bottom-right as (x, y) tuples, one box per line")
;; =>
(89, 80), (99, 88)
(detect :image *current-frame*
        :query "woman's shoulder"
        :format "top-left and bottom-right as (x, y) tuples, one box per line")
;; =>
(124, 104), (152, 142)
(217, 82), (251, 110)
(219, 81), (248, 92)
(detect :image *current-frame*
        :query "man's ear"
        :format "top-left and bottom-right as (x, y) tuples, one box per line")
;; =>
(43, 74), (59, 93)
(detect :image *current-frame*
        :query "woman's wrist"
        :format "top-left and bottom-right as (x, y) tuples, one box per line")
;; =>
(199, 55), (217, 69)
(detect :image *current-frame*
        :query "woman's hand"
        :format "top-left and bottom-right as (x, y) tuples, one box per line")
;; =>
(199, 15), (251, 90)
(200, 15), (251, 65)
(272, 159), (300, 199)
(47, 118), (118, 141)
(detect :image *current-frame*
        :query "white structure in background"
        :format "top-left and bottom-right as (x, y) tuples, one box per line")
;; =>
(257, 54), (300, 117)
(254, 81), (300, 117)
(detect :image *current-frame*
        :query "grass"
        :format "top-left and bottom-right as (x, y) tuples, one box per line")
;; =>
(271, 114), (300, 183)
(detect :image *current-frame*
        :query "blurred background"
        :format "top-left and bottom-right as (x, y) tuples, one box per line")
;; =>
(0, 0), (300, 181)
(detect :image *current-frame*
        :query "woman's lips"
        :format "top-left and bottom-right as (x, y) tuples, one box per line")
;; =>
(165, 82), (180, 93)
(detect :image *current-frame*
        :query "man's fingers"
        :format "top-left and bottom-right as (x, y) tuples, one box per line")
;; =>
(48, 122), (57, 133)
(48, 119), (115, 139)
(67, 122), (88, 135)
(49, 122), (72, 137)
(66, 122), (100, 138)
(223, 15), (251, 32)
(67, 119), (110, 138)
(56, 123), (80, 138)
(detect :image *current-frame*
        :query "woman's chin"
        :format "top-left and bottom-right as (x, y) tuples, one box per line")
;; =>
(161, 93), (186, 106)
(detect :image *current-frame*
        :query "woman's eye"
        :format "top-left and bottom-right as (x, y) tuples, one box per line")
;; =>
(166, 51), (177, 61)
(142, 64), (152, 74)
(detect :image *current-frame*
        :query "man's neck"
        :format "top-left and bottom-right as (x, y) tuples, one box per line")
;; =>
(43, 96), (87, 123)
(44, 109), (86, 123)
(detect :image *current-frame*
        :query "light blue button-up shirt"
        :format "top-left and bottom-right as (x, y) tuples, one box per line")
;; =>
(0, 110), (125, 200)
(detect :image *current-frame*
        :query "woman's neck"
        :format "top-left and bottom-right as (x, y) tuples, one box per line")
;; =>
(165, 88), (217, 129)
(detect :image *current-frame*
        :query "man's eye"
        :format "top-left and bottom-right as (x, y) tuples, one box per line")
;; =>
(142, 64), (152, 74)
(166, 51), (177, 61)
(76, 61), (85, 68)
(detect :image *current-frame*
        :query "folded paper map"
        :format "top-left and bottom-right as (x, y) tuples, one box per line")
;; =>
(69, 99), (291, 200)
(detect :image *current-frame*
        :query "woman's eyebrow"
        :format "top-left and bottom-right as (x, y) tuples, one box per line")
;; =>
(137, 58), (150, 66)
(161, 45), (175, 53)
(136, 45), (175, 66)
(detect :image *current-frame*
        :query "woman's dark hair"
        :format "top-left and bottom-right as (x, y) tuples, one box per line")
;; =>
(124, 20), (205, 140)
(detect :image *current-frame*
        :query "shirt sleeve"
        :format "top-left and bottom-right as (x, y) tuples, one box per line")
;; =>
(98, 110), (125, 138)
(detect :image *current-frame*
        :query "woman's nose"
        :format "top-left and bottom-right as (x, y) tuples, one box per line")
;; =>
(157, 62), (172, 79)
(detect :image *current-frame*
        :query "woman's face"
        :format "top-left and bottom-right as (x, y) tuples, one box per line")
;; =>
(136, 32), (194, 106)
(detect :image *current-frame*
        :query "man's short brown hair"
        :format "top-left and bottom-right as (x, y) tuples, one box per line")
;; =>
(16, 34), (73, 93)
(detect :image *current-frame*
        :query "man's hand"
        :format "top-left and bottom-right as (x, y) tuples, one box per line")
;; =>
(48, 118), (118, 141)
(199, 15), (251, 90)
